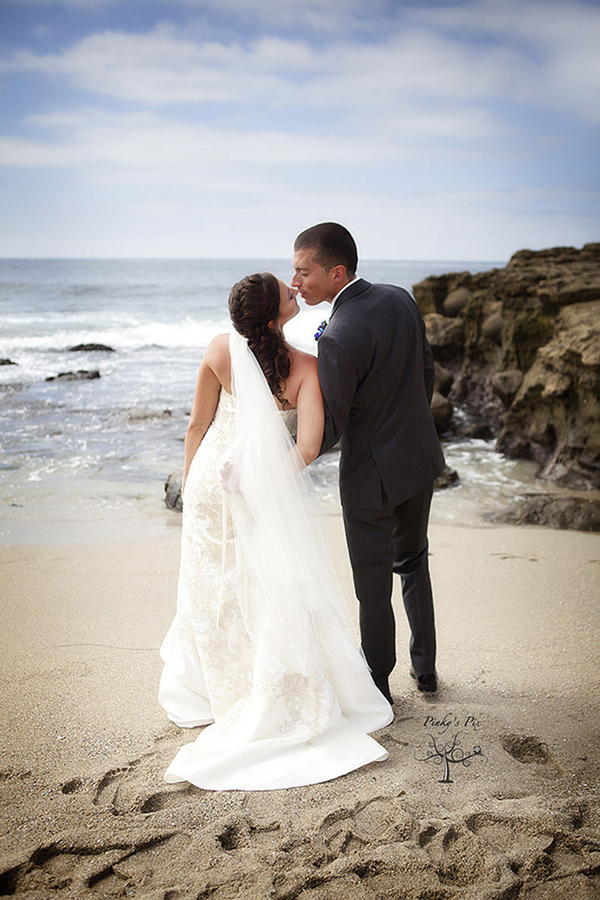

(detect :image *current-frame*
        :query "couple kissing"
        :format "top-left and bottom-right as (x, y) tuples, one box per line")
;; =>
(158, 222), (445, 791)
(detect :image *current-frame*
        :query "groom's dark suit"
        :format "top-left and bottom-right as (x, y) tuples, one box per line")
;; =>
(317, 278), (445, 691)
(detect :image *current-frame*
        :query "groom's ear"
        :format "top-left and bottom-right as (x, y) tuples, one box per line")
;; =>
(330, 264), (348, 287)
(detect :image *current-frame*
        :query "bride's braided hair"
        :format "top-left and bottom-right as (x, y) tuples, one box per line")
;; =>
(228, 272), (291, 407)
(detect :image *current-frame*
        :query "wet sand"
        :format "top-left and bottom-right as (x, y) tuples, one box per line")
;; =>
(1, 514), (599, 898)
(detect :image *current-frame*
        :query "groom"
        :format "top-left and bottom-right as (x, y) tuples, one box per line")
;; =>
(292, 223), (445, 704)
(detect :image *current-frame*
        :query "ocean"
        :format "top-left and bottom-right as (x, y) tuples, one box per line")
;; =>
(0, 257), (554, 544)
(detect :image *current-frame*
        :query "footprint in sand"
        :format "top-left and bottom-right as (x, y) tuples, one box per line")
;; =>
(491, 552), (539, 562)
(61, 776), (86, 795)
(464, 804), (600, 886)
(88, 731), (198, 815)
(318, 795), (413, 856)
(0, 833), (186, 897)
(500, 732), (550, 764)
(139, 785), (195, 814)
(92, 764), (133, 809)
(2, 794), (599, 898)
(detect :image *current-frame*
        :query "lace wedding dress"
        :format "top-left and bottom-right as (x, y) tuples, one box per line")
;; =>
(158, 330), (392, 790)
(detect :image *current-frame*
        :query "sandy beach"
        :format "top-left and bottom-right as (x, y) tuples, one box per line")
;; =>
(1, 509), (599, 899)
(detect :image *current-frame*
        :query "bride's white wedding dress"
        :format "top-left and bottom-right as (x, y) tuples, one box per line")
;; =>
(159, 330), (392, 790)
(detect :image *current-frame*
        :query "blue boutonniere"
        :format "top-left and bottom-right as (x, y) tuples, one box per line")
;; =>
(314, 320), (328, 341)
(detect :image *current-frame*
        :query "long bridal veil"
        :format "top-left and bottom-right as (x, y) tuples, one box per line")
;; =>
(222, 328), (358, 677)
(160, 329), (392, 790)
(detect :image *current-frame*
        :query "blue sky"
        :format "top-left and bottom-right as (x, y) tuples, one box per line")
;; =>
(0, 0), (598, 260)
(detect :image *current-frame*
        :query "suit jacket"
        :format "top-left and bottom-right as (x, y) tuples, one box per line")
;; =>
(318, 278), (445, 509)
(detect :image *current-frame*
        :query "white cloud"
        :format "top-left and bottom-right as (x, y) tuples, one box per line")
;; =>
(5, 0), (113, 6)
(0, 109), (404, 171)
(0, 136), (78, 166)
(4, 27), (281, 105)
(2, 28), (329, 107)
(410, 0), (600, 120)
(7, 0), (391, 33)
(3, 6), (598, 123)
(1, 174), (593, 260)
(1, 0), (597, 258)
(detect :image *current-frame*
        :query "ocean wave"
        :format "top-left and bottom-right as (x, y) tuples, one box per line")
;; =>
(0, 316), (229, 355)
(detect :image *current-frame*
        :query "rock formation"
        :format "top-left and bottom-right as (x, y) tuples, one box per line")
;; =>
(45, 370), (101, 382)
(165, 473), (183, 511)
(413, 243), (600, 492)
(490, 495), (600, 532)
(69, 343), (115, 352)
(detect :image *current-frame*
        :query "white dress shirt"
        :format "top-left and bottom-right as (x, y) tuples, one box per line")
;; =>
(331, 275), (359, 309)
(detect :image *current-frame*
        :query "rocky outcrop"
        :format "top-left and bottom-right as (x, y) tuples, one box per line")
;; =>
(414, 243), (600, 491)
(430, 391), (453, 433)
(434, 465), (460, 490)
(0, 358), (17, 366)
(497, 301), (600, 488)
(491, 495), (600, 532)
(45, 370), (101, 382)
(165, 473), (183, 511)
(69, 343), (115, 352)
(123, 408), (173, 422)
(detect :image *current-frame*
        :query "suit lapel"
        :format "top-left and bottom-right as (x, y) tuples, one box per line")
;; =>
(329, 278), (371, 320)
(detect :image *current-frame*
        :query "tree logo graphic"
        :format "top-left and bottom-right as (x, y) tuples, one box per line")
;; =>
(416, 732), (485, 783)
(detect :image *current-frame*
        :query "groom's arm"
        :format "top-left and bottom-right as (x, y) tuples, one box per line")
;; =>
(317, 334), (358, 455)
(423, 332), (436, 404)
(410, 287), (435, 404)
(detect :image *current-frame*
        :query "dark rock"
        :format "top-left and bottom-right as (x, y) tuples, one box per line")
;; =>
(411, 276), (450, 316)
(413, 244), (600, 490)
(412, 270), (478, 315)
(0, 358), (17, 366)
(450, 368), (506, 431)
(45, 370), (101, 382)
(442, 286), (471, 317)
(491, 369), (523, 406)
(556, 282), (600, 305)
(165, 473), (183, 511)
(434, 465), (460, 490)
(124, 408), (173, 422)
(430, 390), (453, 434)
(425, 314), (464, 366)
(481, 310), (503, 343)
(453, 418), (495, 440)
(491, 495), (600, 532)
(497, 300), (600, 489)
(69, 343), (115, 352)
(434, 362), (454, 397)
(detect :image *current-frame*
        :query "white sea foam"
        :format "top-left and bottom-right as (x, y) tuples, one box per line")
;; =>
(1, 316), (228, 353)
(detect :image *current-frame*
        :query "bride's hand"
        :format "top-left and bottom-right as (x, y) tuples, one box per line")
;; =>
(219, 458), (241, 494)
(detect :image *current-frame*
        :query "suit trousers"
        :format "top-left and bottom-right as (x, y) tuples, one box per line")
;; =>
(342, 483), (436, 682)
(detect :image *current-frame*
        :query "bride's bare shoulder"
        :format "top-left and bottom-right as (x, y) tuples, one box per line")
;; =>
(286, 348), (319, 402)
(201, 333), (232, 386)
(203, 332), (230, 363)
(288, 346), (317, 373)
(207, 331), (230, 350)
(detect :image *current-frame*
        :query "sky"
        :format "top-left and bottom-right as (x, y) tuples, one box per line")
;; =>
(0, 0), (598, 260)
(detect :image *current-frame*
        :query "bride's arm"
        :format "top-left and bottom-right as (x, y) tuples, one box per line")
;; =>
(182, 336), (228, 492)
(295, 356), (325, 467)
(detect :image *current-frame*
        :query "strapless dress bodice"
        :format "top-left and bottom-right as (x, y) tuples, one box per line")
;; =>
(216, 389), (297, 437)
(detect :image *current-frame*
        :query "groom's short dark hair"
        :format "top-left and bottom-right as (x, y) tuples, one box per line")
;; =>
(294, 222), (358, 278)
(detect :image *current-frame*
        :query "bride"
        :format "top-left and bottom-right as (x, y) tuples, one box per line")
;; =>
(159, 272), (393, 791)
